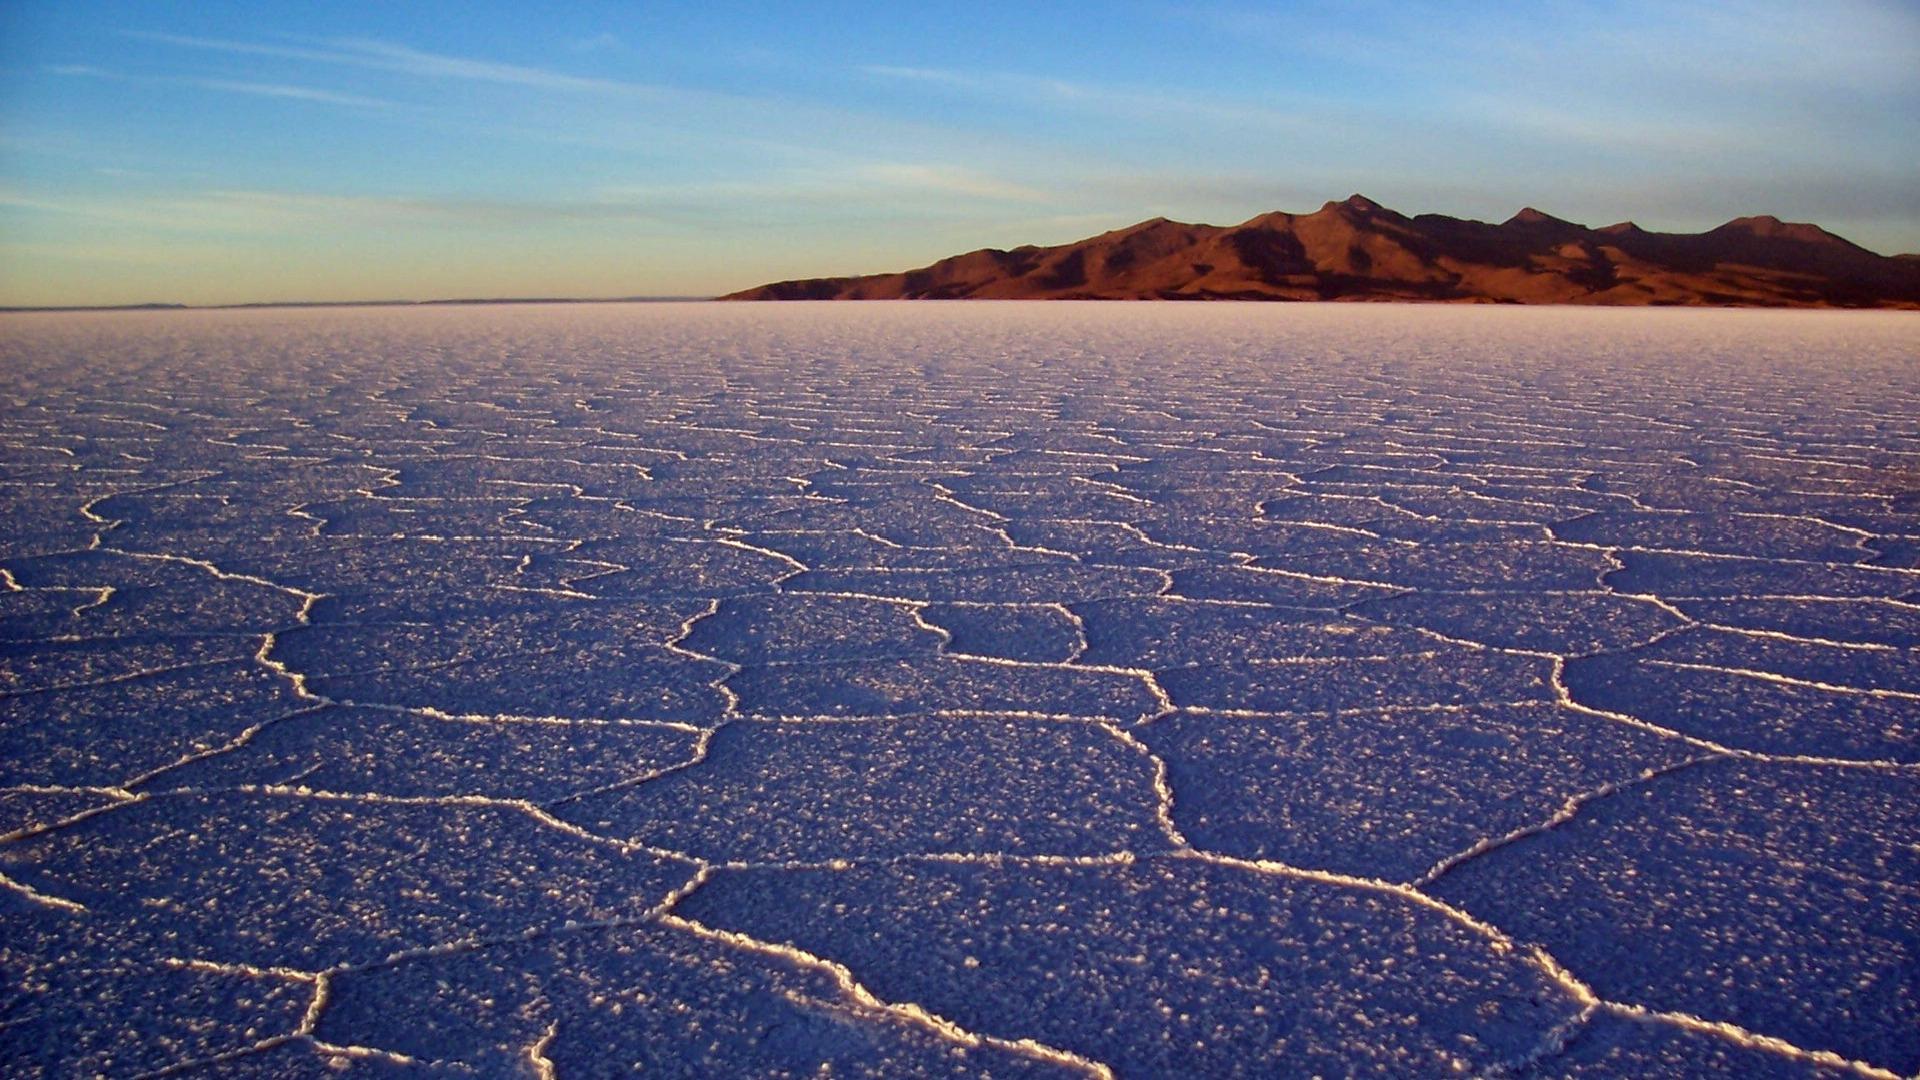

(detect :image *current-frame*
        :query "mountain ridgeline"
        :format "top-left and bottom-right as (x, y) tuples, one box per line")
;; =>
(723, 196), (1920, 308)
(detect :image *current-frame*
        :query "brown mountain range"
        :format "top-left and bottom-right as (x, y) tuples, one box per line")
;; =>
(722, 195), (1920, 308)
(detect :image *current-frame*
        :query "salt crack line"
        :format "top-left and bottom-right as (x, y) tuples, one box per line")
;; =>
(255, 631), (326, 703)
(1030, 515), (1221, 557)
(0, 656), (239, 701)
(924, 479), (1010, 523)
(912, 601), (1175, 719)
(1056, 601), (1091, 663)
(1643, 658), (1920, 702)
(493, 582), (599, 601)
(526, 1017), (560, 1080)
(0, 867), (87, 912)
(1170, 846), (1536, 963)
(544, 723), (720, 809)
(1656, 593), (1920, 610)
(1162, 650), (1452, 672)
(343, 699), (703, 733)
(125, 960), (340, 1079)
(658, 911), (1115, 1079)
(120, 701), (334, 790)
(0, 789), (154, 846)
(1549, 658), (1919, 772)
(708, 850), (1140, 876)
(707, 534), (812, 575)
(130, 1035), (304, 1078)
(1692, 622), (1904, 653)
(1375, 626), (1917, 770)
(1092, 720), (1188, 850)
(1230, 560), (1409, 592)
(1594, 1001), (1903, 1080)
(740, 707), (1125, 726)
(224, 783), (705, 865)
(1728, 509), (1878, 541)
(1484, 1003), (1601, 1079)
(662, 597), (744, 715)
(1609, 589), (1695, 624)
(1253, 516), (1388, 541)
(92, 545), (326, 608)
(1175, 699), (1547, 722)
(306, 1034), (440, 1071)
(70, 584), (115, 617)
(0, 781), (137, 800)
(1410, 754), (1727, 889)
(787, 586), (1159, 611)
(1070, 475), (1155, 506)
(1563, 539), (1920, 577)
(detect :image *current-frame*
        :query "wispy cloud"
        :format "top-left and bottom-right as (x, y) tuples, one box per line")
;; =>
(1443, 96), (1753, 156)
(1182, 1), (1920, 138)
(0, 188), (228, 231)
(124, 30), (668, 98)
(0, 186), (669, 234)
(862, 65), (1085, 101)
(330, 38), (647, 93)
(856, 163), (1050, 202)
(47, 62), (393, 109)
(859, 64), (1315, 134)
(569, 33), (627, 54)
(593, 158), (1056, 216)
(191, 79), (392, 109)
(0, 239), (218, 267)
(197, 188), (670, 227)
(106, 30), (1071, 181)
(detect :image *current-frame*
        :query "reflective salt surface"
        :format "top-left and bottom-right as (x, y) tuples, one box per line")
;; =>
(0, 302), (1915, 1077)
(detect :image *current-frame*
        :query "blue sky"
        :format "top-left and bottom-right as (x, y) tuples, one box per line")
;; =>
(3, 1), (1916, 305)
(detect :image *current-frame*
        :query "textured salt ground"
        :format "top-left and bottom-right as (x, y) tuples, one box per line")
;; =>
(1429, 760), (1920, 1075)
(676, 857), (1582, 1077)
(0, 792), (689, 969)
(0, 302), (1916, 1078)
(310, 923), (1063, 1078)
(157, 705), (705, 804)
(562, 715), (1165, 862)
(0, 662), (304, 789)
(1143, 702), (1694, 881)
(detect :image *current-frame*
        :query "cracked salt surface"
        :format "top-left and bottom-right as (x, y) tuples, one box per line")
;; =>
(0, 302), (1915, 1077)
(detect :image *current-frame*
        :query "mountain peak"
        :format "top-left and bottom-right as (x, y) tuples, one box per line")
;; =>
(1324, 193), (1382, 214)
(1714, 215), (1844, 245)
(1504, 207), (1572, 227)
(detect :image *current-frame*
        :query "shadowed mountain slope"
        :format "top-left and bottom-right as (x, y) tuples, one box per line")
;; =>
(723, 196), (1920, 308)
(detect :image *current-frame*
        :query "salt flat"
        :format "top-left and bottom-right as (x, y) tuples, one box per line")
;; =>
(0, 302), (1915, 1078)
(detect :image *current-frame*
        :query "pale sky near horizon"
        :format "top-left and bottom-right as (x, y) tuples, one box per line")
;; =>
(2, 1), (1916, 306)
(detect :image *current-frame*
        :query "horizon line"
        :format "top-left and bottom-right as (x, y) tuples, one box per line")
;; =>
(0, 295), (719, 314)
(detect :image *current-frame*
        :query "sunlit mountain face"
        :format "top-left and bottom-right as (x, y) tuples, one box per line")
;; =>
(726, 196), (1920, 307)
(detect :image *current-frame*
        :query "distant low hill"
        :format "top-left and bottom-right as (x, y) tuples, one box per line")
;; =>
(723, 196), (1920, 308)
